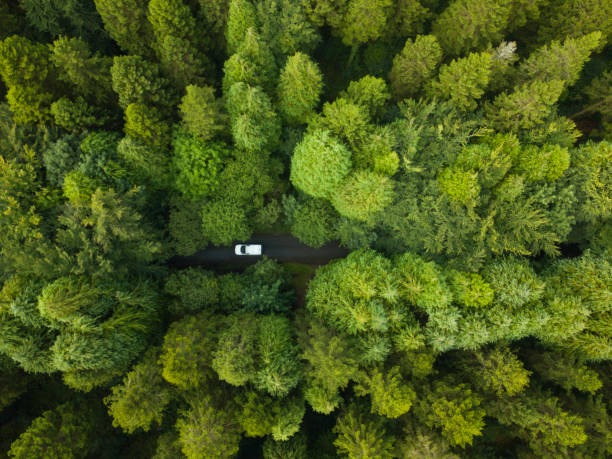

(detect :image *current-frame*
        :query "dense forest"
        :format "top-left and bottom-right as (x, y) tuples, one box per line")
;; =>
(0, 0), (610, 457)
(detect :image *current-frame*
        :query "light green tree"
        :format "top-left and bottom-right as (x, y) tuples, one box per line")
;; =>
(277, 52), (323, 125)
(389, 35), (443, 100)
(331, 170), (394, 221)
(290, 129), (352, 199)
(432, 0), (511, 56)
(430, 51), (493, 112)
(105, 347), (173, 434)
(94, 0), (154, 56)
(179, 85), (227, 141)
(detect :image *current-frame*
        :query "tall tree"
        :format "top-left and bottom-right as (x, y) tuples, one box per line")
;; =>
(94, 0), (154, 56)
(389, 35), (443, 100)
(432, 0), (512, 56)
(277, 52), (323, 125)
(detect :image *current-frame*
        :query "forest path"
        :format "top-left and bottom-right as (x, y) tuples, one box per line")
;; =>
(169, 233), (349, 268)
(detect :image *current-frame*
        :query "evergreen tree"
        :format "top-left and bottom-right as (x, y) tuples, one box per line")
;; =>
(226, 83), (281, 152)
(176, 392), (242, 459)
(8, 400), (101, 459)
(415, 381), (485, 448)
(50, 36), (114, 104)
(105, 347), (174, 433)
(290, 129), (352, 199)
(94, 0), (154, 56)
(430, 51), (493, 112)
(389, 35), (443, 100)
(331, 170), (394, 222)
(225, 0), (257, 55)
(277, 52), (323, 125)
(537, 0), (612, 50)
(179, 85), (227, 141)
(432, 0), (512, 56)
(485, 79), (565, 132)
(516, 32), (602, 87)
(355, 365), (416, 418)
(333, 401), (395, 458)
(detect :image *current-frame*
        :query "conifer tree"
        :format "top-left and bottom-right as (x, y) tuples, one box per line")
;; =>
(355, 365), (416, 418)
(333, 401), (395, 458)
(517, 32), (602, 87)
(331, 170), (394, 222)
(105, 347), (174, 434)
(389, 35), (443, 100)
(94, 0), (154, 56)
(277, 52), (323, 125)
(225, 0), (257, 55)
(290, 129), (352, 199)
(179, 85), (227, 141)
(430, 51), (493, 112)
(485, 79), (565, 132)
(432, 0), (512, 56)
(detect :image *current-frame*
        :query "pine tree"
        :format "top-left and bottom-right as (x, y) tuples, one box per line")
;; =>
(176, 392), (242, 459)
(179, 85), (227, 141)
(389, 35), (443, 100)
(94, 0), (154, 56)
(355, 365), (416, 418)
(537, 0), (612, 50)
(8, 400), (100, 458)
(432, 0), (512, 56)
(0, 35), (59, 124)
(105, 347), (174, 434)
(50, 36), (114, 104)
(485, 79), (565, 132)
(290, 129), (352, 199)
(517, 32), (602, 87)
(277, 52), (323, 125)
(256, 0), (321, 61)
(333, 401), (395, 458)
(225, 83), (281, 152)
(415, 381), (485, 448)
(222, 27), (278, 95)
(159, 311), (224, 389)
(430, 51), (493, 112)
(331, 170), (394, 222)
(225, 0), (257, 55)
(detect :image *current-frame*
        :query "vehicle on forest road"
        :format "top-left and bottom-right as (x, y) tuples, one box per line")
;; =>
(234, 244), (263, 256)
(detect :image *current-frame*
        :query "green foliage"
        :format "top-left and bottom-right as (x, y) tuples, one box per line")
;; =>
(105, 347), (173, 433)
(290, 129), (352, 199)
(340, 75), (390, 118)
(333, 401), (395, 458)
(537, 0), (612, 49)
(225, 0), (257, 55)
(110, 55), (175, 110)
(430, 51), (492, 112)
(485, 79), (566, 132)
(471, 346), (531, 396)
(416, 381), (485, 447)
(432, 0), (511, 56)
(201, 197), (252, 246)
(331, 170), (394, 221)
(176, 393), (241, 459)
(339, 0), (393, 49)
(283, 195), (338, 248)
(226, 83), (281, 152)
(277, 52), (323, 125)
(0, 35), (58, 124)
(569, 141), (611, 224)
(124, 103), (170, 149)
(94, 0), (154, 56)
(517, 32), (602, 87)
(222, 28), (277, 95)
(50, 36), (113, 104)
(172, 128), (230, 200)
(262, 432), (308, 459)
(8, 400), (100, 459)
(179, 85), (227, 141)
(525, 350), (602, 394)
(355, 365), (416, 418)
(159, 312), (222, 389)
